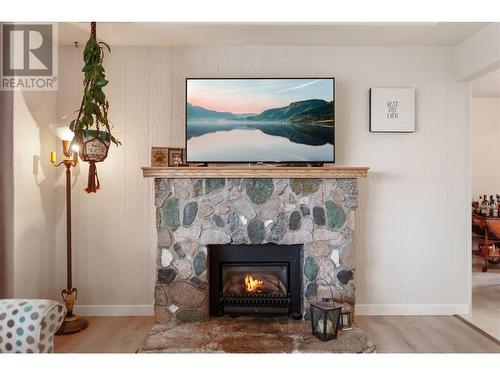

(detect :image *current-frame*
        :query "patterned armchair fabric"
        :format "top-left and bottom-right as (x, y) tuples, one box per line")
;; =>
(0, 299), (66, 353)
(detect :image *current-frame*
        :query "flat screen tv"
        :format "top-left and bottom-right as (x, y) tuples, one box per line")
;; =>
(185, 78), (335, 163)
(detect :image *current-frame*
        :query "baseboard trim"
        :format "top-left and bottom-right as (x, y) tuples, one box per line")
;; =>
(356, 304), (470, 315)
(73, 304), (470, 316)
(74, 305), (154, 316)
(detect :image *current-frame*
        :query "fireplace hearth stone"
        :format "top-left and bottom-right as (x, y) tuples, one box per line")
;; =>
(154, 178), (358, 322)
(139, 317), (375, 353)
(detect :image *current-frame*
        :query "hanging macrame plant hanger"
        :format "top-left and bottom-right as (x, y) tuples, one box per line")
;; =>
(73, 22), (113, 193)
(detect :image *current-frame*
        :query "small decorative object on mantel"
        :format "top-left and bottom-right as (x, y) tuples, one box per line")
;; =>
(70, 21), (121, 193)
(167, 147), (187, 167)
(151, 147), (169, 167)
(369, 88), (415, 133)
(310, 278), (342, 342)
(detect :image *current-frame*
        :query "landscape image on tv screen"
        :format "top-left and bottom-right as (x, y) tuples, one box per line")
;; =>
(186, 78), (334, 162)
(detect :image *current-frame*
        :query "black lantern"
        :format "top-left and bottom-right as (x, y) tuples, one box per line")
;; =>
(310, 278), (342, 341)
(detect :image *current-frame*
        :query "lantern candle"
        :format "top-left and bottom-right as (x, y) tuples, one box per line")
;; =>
(50, 151), (56, 163)
(316, 318), (333, 334)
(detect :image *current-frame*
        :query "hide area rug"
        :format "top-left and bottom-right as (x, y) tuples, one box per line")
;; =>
(139, 316), (375, 353)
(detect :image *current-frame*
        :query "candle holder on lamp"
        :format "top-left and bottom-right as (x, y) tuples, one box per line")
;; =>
(51, 139), (89, 335)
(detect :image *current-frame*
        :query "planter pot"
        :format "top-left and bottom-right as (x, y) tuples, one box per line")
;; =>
(77, 130), (111, 193)
(79, 129), (111, 163)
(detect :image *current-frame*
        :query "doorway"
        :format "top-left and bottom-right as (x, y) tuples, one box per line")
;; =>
(461, 67), (500, 341)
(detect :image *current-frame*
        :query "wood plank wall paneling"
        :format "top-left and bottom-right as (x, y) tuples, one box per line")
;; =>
(0, 90), (14, 298)
(422, 48), (449, 305)
(123, 47), (151, 304)
(398, 47), (426, 305)
(102, 45), (127, 304)
(55, 45), (470, 312)
(13, 90), (57, 300)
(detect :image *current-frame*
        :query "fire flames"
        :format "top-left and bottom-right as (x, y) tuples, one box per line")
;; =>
(244, 274), (264, 292)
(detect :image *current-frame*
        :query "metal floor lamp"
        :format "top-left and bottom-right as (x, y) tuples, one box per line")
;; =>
(51, 139), (89, 335)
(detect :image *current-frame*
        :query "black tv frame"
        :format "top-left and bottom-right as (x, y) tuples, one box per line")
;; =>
(184, 77), (335, 164)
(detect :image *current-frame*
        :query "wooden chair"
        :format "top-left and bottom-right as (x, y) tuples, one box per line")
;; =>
(478, 218), (500, 272)
(472, 216), (486, 251)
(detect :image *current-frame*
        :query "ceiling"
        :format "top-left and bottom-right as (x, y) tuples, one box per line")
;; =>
(58, 22), (487, 47)
(472, 68), (500, 98)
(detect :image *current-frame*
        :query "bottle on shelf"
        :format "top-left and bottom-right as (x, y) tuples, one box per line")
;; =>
(481, 195), (491, 217)
(489, 195), (494, 217)
(472, 196), (478, 213)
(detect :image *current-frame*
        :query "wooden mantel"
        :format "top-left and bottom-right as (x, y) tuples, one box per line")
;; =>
(142, 166), (369, 179)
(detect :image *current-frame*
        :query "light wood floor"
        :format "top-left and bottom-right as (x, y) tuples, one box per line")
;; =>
(356, 316), (499, 353)
(460, 254), (500, 340)
(54, 315), (499, 353)
(54, 316), (155, 353)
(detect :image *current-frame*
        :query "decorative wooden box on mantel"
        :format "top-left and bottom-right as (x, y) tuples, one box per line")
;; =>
(141, 165), (368, 323)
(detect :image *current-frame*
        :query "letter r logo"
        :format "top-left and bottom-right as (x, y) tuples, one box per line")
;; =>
(2, 24), (53, 76)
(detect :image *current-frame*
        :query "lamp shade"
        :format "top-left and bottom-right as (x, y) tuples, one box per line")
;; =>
(50, 120), (75, 141)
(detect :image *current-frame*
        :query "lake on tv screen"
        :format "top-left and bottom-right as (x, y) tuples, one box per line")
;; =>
(186, 78), (335, 162)
(187, 125), (334, 162)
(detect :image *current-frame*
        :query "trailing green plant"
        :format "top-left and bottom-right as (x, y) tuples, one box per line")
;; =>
(70, 22), (120, 146)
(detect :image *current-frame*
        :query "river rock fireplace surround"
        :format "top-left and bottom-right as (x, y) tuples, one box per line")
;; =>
(143, 166), (368, 323)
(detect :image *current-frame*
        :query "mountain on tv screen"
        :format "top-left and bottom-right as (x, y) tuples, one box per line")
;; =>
(185, 78), (335, 163)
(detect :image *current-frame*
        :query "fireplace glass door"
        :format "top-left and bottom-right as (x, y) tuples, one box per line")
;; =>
(209, 244), (303, 318)
(221, 263), (290, 314)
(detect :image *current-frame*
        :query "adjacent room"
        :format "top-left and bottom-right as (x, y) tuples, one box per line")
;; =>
(464, 66), (500, 340)
(1, 13), (499, 364)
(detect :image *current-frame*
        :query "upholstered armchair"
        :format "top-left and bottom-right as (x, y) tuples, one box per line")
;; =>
(0, 299), (66, 353)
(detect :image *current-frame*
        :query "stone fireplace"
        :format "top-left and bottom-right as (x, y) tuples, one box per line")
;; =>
(152, 176), (358, 323)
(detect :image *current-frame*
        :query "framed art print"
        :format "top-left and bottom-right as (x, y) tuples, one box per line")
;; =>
(370, 88), (415, 133)
(167, 148), (186, 167)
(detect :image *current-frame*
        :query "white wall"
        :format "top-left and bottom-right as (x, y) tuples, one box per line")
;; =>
(53, 45), (470, 315)
(471, 98), (500, 198)
(454, 23), (500, 81)
(55, 47), (159, 315)
(13, 91), (58, 300)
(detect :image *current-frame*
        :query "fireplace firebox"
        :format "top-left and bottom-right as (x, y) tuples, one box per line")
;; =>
(209, 244), (303, 319)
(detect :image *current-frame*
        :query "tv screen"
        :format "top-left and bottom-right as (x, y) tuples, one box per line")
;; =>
(185, 78), (335, 163)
